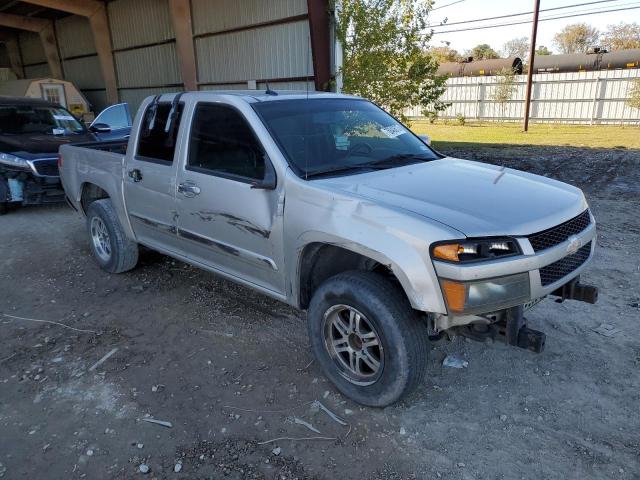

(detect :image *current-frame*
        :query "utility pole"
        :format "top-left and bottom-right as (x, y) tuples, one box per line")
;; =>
(523, 0), (541, 132)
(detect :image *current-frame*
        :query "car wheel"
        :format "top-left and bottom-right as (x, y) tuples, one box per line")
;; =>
(86, 199), (138, 273)
(307, 271), (429, 407)
(0, 202), (6, 215)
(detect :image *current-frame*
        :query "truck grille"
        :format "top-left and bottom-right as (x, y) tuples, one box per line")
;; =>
(528, 210), (591, 252)
(539, 242), (592, 286)
(31, 159), (59, 177)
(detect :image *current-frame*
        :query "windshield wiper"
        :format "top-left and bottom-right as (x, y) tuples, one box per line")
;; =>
(305, 153), (432, 179)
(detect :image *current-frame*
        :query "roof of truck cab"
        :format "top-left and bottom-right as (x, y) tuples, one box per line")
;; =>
(156, 90), (359, 103)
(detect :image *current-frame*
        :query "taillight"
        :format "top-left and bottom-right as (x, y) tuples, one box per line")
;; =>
(57, 153), (63, 169)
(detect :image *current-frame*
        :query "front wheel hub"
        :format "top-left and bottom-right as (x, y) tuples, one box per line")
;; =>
(322, 305), (384, 386)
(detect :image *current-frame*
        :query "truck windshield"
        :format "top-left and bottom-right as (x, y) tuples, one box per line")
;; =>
(252, 98), (439, 178)
(0, 105), (86, 135)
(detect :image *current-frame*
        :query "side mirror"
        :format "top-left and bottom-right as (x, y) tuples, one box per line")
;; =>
(251, 155), (277, 190)
(90, 122), (111, 133)
(417, 134), (431, 145)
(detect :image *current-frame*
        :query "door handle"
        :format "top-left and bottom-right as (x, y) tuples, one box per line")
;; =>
(128, 168), (142, 182)
(178, 182), (201, 197)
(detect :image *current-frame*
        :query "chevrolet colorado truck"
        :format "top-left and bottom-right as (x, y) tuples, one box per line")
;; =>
(59, 91), (598, 407)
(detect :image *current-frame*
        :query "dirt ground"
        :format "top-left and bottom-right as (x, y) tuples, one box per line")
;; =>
(1, 144), (639, 480)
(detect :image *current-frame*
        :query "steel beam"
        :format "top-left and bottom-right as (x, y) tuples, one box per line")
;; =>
(168, 0), (197, 91)
(307, 0), (331, 91)
(0, 12), (62, 79)
(22, 0), (119, 104)
(0, 30), (24, 78)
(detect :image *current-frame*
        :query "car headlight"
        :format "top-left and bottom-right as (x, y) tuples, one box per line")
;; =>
(431, 238), (520, 263)
(440, 273), (530, 315)
(0, 152), (30, 170)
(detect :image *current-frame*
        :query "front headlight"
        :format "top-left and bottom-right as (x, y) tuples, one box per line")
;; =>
(440, 273), (530, 315)
(432, 238), (520, 263)
(0, 153), (30, 170)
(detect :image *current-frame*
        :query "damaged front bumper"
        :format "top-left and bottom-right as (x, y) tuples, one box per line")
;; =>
(430, 221), (598, 353)
(1, 157), (65, 206)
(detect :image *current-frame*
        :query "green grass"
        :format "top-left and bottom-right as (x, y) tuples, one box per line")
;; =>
(409, 121), (640, 150)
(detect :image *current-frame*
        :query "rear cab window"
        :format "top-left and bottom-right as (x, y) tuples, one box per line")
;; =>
(136, 100), (184, 164)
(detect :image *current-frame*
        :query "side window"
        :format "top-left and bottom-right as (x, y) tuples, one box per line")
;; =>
(137, 102), (183, 163)
(187, 103), (265, 181)
(93, 103), (131, 129)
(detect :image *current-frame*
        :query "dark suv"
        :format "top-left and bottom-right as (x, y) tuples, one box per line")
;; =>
(0, 96), (120, 214)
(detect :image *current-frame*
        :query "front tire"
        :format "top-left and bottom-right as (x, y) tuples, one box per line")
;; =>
(86, 199), (138, 273)
(307, 271), (429, 407)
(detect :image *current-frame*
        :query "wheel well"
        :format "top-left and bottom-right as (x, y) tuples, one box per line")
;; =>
(298, 243), (397, 309)
(80, 183), (109, 214)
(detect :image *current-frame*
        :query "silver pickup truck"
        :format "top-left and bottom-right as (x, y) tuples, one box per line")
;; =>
(59, 91), (598, 406)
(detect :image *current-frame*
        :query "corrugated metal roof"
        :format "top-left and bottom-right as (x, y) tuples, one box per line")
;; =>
(56, 15), (96, 59)
(24, 64), (51, 78)
(109, 0), (175, 50)
(196, 20), (313, 84)
(192, 0), (308, 35)
(63, 56), (104, 89)
(114, 43), (182, 88)
(18, 31), (46, 65)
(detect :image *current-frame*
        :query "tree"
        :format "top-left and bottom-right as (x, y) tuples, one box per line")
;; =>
(491, 67), (517, 121)
(430, 45), (462, 63)
(535, 45), (552, 56)
(602, 22), (640, 50)
(552, 23), (599, 54)
(502, 37), (529, 60)
(627, 79), (640, 111)
(466, 43), (500, 60)
(334, 0), (448, 121)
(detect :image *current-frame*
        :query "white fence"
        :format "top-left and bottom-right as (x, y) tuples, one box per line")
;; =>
(407, 69), (640, 124)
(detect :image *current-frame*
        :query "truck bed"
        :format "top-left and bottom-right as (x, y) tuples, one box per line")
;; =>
(59, 140), (130, 218)
(69, 139), (129, 155)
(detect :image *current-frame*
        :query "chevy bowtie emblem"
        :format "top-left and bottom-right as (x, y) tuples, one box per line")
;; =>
(566, 236), (582, 255)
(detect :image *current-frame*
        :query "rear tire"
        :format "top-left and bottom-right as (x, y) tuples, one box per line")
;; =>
(86, 199), (138, 273)
(0, 203), (6, 215)
(307, 271), (429, 407)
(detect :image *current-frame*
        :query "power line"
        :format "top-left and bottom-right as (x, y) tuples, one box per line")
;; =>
(432, 0), (467, 11)
(429, 4), (640, 35)
(429, 0), (620, 28)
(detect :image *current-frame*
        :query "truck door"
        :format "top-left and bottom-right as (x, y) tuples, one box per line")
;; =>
(123, 98), (183, 252)
(174, 101), (285, 296)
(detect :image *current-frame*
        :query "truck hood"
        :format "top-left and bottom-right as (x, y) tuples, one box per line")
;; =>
(316, 158), (588, 238)
(0, 132), (97, 158)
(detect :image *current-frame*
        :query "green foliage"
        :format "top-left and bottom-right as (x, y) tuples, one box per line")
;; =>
(602, 22), (640, 50)
(627, 79), (640, 111)
(491, 67), (517, 120)
(535, 45), (552, 56)
(334, 0), (448, 121)
(552, 23), (599, 54)
(466, 44), (500, 60)
(455, 113), (466, 126)
(430, 45), (462, 63)
(502, 37), (529, 60)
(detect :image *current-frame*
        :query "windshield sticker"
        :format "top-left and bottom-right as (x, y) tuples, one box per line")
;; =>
(53, 114), (76, 121)
(334, 135), (350, 150)
(380, 125), (406, 138)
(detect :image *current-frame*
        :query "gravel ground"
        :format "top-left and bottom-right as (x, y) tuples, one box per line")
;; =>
(1, 144), (639, 479)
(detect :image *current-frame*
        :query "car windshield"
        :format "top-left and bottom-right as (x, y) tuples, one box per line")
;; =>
(252, 98), (439, 178)
(0, 104), (86, 135)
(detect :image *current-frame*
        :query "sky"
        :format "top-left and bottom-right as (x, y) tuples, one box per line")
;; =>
(426, 0), (638, 54)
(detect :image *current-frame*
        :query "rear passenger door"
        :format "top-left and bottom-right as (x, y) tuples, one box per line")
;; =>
(174, 102), (285, 295)
(123, 99), (183, 252)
